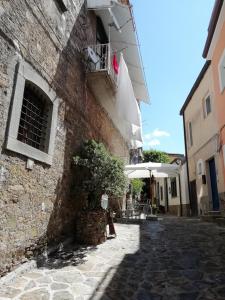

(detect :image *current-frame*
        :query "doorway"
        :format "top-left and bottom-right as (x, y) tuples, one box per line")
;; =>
(208, 158), (220, 211)
(190, 180), (198, 216)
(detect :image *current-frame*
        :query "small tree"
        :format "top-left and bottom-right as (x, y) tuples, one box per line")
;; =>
(73, 140), (127, 210)
(143, 150), (170, 163)
(142, 150), (170, 201)
(131, 179), (145, 198)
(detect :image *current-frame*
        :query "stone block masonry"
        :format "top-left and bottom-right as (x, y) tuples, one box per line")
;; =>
(0, 0), (129, 276)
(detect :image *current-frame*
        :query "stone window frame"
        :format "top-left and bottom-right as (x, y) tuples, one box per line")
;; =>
(218, 47), (225, 94)
(6, 60), (59, 166)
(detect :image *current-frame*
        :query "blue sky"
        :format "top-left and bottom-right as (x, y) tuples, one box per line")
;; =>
(132, 0), (214, 154)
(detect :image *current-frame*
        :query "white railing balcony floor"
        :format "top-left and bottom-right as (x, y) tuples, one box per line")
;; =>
(85, 43), (118, 89)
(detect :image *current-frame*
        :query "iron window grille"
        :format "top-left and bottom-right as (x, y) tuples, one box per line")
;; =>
(17, 82), (51, 153)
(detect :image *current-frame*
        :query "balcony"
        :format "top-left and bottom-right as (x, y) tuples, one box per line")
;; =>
(85, 43), (118, 100)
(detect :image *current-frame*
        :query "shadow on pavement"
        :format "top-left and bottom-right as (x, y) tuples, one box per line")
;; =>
(37, 240), (97, 270)
(89, 217), (225, 300)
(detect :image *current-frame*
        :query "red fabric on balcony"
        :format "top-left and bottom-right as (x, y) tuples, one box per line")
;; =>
(112, 53), (119, 74)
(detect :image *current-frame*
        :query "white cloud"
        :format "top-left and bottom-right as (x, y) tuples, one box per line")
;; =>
(148, 139), (160, 147)
(144, 133), (152, 140)
(143, 129), (171, 149)
(144, 129), (170, 140)
(152, 129), (170, 137)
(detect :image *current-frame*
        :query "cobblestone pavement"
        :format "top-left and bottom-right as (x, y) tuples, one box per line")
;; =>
(1, 217), (225, 300)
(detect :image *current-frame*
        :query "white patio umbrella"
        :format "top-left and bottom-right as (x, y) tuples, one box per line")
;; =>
(125, 162), (180, 179)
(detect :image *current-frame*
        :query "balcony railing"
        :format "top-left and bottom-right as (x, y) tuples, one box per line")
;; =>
(85, 43), (118, 86)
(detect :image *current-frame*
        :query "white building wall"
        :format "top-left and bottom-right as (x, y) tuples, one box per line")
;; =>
(155, 165), (190, 215)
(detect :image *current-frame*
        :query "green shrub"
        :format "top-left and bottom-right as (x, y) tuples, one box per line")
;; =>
(143, 150), (170, 163)
(73, 140), (127, 210)
(131, 179), (145, 197)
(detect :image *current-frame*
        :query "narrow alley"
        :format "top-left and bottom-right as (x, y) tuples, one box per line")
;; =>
(1, 217), (225, 300)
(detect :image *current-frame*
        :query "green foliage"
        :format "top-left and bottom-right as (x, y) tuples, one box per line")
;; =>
(143, 150), (170, 163)
(131, 179), (145, 196)
(73, 140), (127, 210)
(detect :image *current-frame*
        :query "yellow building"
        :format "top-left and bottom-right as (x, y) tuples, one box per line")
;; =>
(180, 62), (225, 215)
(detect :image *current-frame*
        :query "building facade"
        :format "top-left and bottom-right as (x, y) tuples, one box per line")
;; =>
(155, 161), (190, 216)
(203, 0), (225, 198)
(180, 62), (225, 215)
(0, 0), (148, 276)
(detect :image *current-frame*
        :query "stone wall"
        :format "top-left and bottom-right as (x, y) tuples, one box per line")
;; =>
(168, 204), (190, 217)
(0, 0), (129, 276)
(76, 209), (107, 245)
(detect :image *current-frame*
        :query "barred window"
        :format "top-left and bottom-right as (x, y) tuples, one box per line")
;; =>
(17, 82), (52, 153)
(6, 60), (58, 165)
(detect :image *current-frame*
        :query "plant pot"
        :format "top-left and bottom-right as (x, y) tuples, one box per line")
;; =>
(76, 209), (107, 245)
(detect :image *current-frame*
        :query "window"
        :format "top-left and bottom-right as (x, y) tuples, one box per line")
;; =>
(197, 159), (205, 176)
(160, 186), (163, 201)
(203, 95), (211, 117)
(6, 60), (58, 165)
(197, 161), (202, 175)
(157, 182), (160, 199)
(171, 177), (177, 198)
(188, 121), (193, 147)
(18, 82), (52, 152)
(54, 0), (68, 13)
(96, 17), (108, 45)
(218, 48), (225, 93)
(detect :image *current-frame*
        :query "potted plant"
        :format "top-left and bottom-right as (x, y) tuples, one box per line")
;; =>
(73, 140), (127, 245)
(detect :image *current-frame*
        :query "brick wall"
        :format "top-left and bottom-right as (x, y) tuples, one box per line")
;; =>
(0, 0), (129, 276)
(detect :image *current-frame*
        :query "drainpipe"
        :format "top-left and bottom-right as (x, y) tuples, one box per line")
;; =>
(183, 113), (191, 216)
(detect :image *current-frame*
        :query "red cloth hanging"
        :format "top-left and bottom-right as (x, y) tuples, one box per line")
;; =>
(112, 53), (119, 74)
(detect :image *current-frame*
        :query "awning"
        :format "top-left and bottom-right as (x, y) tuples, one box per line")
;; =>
(87, 0), (149, 103)
(125, 162), (180, 179)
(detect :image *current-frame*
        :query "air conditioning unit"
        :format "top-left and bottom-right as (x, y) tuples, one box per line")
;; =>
(86, 47), (99, 64)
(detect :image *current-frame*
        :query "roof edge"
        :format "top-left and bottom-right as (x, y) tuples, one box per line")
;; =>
(180, 61), (211, 115)
(203, 0), (224, 58)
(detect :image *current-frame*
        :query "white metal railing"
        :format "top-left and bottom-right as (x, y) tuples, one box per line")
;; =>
(85, 43), (118, 85)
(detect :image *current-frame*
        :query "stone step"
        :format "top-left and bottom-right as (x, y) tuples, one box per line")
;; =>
(146, 215), (158, 221)
(214, 217), (225, 227)
(207, 211), (221, 216)
(201, 214), (222, 223)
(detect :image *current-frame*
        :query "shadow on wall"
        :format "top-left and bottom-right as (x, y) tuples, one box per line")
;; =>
(45, 3), (113, 243)
(43, 1), (129, 245)
(0, 2), (126, 274)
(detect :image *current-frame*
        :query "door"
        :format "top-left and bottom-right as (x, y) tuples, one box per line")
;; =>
(156, 182), (160, 207)
(190, 180), (198, 216)
(208, 158), (220, 211)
